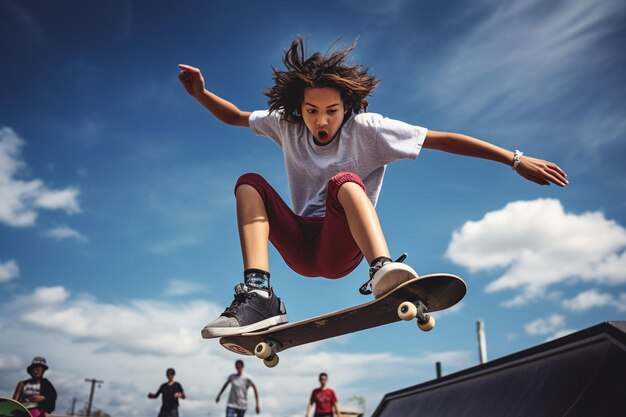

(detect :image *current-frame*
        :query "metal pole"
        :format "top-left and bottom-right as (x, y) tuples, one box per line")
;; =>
(477, 320), (488, 364)
(435, 361), (442, 379)
(84, 378), (103, 416)
(70, 397), (77, 416)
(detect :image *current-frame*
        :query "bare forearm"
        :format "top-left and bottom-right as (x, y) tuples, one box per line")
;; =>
(423, 130), (513, 166)
(193, 89), (251, 127)
(423, 130), (568, 187)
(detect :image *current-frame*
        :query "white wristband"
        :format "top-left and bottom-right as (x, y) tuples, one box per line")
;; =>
(512, 150), (523, 170)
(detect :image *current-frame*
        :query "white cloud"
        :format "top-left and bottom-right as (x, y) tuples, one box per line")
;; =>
(0, 128), (81, 227)
(562, 289), (626, 312)
(524, 314), (565, 336)
(0, 259), (20, 283)
(44, 225), (88, 242)
(562, 289), (613, 312)
(0, 286), (474, 417)
(10, 286), (216, 357)
(446, 199), (626, 305)
(30, 286), (70, 304)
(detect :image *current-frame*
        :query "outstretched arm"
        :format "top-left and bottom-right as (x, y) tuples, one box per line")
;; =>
(423, 130), (568, 187)
(178, 64), (251, 127)
(215, 381), (229, 402)
(250, 381), (260, 413)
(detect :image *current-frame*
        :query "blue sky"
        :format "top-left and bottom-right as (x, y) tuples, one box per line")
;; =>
(1, 0), (625, 416)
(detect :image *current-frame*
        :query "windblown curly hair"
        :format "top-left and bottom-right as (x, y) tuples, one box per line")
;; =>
(265, 37), (380, 122)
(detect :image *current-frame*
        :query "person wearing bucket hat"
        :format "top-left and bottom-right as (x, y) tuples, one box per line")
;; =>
(12, 356), (57, 417)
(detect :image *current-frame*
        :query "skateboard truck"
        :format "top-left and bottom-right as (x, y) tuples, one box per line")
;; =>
(397, 299), (435, 331)
(254, 340), (282, 368)
(359, 253), (409, 295)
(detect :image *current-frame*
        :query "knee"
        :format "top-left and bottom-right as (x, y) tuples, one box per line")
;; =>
(236, 173), (266, 190)
(235, 173), (268, 194)
(328, 172), (366, 196)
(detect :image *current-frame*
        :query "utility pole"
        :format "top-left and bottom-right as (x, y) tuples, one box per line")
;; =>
(477, 320), (488, 364)
(84, 378), (103, 416)
(70, 397), (77, 416)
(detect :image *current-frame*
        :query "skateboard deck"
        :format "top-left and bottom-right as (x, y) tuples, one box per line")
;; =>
(220, 273), (466, 367)
(0, 398), (30, 417)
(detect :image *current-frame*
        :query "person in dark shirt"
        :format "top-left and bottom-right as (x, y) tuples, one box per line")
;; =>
(13, 356), (57, 417)
(148, 368), (186, 417)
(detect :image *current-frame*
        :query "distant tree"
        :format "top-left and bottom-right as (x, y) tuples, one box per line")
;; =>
(348, 395), (366, 413)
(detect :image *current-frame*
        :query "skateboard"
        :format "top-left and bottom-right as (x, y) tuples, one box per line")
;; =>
(0, 397), (30, 417)
(220, 273), (466, 367)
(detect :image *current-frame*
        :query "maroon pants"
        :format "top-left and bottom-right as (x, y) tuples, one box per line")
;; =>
(235, 172), (366, 278)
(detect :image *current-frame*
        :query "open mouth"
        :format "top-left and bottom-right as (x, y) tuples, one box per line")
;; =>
(317, 130), (329, 141)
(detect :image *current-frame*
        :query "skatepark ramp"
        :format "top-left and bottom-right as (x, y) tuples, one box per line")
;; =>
(371, 321), (626, 417)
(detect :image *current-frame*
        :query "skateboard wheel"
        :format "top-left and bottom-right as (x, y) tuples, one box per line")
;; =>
(255, 342), (272, 359)
(398, 301), (418, 320)
(263, 354), (279, 368)
(417, 315), (436, 332)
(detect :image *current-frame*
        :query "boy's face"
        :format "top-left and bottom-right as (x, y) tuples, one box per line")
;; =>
(301, 87), (345, 145)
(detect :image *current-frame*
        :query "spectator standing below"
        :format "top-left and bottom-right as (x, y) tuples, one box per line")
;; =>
(148, 368), (186, 417)
(216, 360), (260, 416)
(306, 373), (339, 417)
(12, 357), (57, 417)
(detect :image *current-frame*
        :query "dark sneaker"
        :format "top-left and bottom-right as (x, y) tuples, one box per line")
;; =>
(201, 283), (288, 338)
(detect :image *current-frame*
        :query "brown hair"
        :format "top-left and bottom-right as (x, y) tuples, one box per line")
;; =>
(265, 37), (380, 122)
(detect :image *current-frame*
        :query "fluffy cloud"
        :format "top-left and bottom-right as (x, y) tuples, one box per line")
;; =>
(446, 199), (626, 305)
(0, 127), (81, 227)
(524, 314), (566, 336)
(524, 314), (576, 342)
(0, 286), (473, 417)
(562, 289), (626, 312)
(9, 286), (215, 357)
(0, 259), (20, 283)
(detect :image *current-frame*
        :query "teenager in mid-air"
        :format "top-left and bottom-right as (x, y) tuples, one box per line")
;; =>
(178, 36), (568, 337)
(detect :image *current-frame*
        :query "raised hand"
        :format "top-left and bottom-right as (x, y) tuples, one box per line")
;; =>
(178, 64), (205, 97)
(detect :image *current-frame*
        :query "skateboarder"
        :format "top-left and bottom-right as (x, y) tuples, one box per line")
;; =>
(305, 373), (339, 417)
(178, 36), (568, 337)
(148, 368), (186, 417)
(215, 360), (260, 416)
(12, 356), (57, 417)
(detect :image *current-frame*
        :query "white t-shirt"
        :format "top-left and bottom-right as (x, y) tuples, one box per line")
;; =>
(249, 110), (427, 217)
(227, 373), (253, 410)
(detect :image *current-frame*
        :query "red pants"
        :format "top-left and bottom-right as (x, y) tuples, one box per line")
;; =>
(235, 172), (365, 278)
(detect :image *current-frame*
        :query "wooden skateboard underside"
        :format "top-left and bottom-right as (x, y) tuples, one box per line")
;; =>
(220, 273), (466, 357)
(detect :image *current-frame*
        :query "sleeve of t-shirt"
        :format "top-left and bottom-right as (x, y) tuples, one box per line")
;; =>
(356, 113), (427, 165)
(175, 382), (184, 392)
(331, 390), (338, 405)
(248, 110), (284, 147)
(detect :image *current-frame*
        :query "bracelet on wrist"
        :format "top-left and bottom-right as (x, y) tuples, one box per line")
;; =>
(512, 150), (523, 171)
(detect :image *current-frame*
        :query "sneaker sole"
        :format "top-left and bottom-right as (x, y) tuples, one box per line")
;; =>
(372, 263), (418, 299)
(201, 313), (289, 338)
